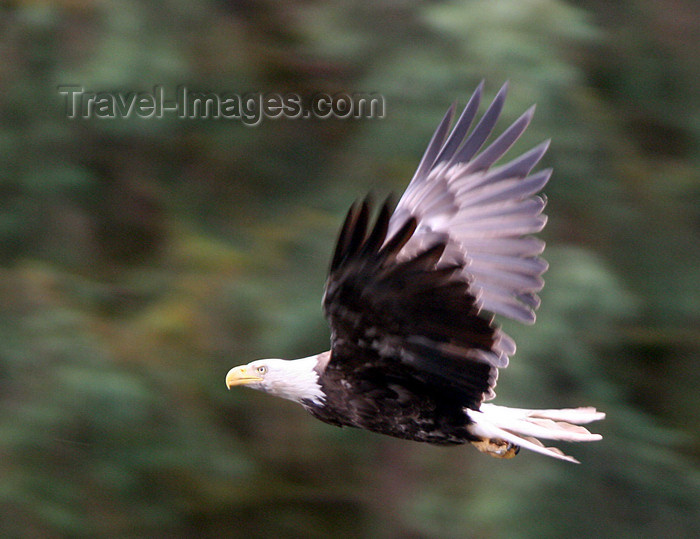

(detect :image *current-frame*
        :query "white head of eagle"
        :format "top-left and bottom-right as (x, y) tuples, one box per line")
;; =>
(226, 82), (604, 463)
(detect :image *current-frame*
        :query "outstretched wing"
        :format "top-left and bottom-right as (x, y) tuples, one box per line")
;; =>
(323, 83), (551, 406)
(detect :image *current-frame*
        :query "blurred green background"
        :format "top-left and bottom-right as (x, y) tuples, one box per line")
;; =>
(1, 1), (698, 537)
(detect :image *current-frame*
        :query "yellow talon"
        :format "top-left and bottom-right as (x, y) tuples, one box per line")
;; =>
(472, 438), (520, 459)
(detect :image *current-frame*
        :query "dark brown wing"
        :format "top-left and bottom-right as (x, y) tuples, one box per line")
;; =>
(322, 197), (497, 410)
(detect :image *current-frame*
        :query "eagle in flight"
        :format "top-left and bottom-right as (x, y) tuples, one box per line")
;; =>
(226, 82), (604, 463)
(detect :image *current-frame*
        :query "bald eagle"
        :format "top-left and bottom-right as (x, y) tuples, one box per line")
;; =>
(226, 83), (604, 463)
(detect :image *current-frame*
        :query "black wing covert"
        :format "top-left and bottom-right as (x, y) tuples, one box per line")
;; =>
(323, 198), (497, 410)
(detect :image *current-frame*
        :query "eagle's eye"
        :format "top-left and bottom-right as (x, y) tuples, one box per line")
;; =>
(256, 365), (267, 375)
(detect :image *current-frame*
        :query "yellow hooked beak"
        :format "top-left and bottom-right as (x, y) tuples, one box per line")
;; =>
(226, 365), (263, 389)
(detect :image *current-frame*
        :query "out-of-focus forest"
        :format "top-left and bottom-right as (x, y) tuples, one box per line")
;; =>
(1, 0), (698, 537)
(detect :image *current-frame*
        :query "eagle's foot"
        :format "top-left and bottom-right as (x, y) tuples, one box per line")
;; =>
(471, 438), (520, 459)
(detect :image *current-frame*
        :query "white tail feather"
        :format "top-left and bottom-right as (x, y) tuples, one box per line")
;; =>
(467, 403), (605, 463)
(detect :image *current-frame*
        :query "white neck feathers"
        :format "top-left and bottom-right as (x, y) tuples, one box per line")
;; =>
(256, 354), (326, 405)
